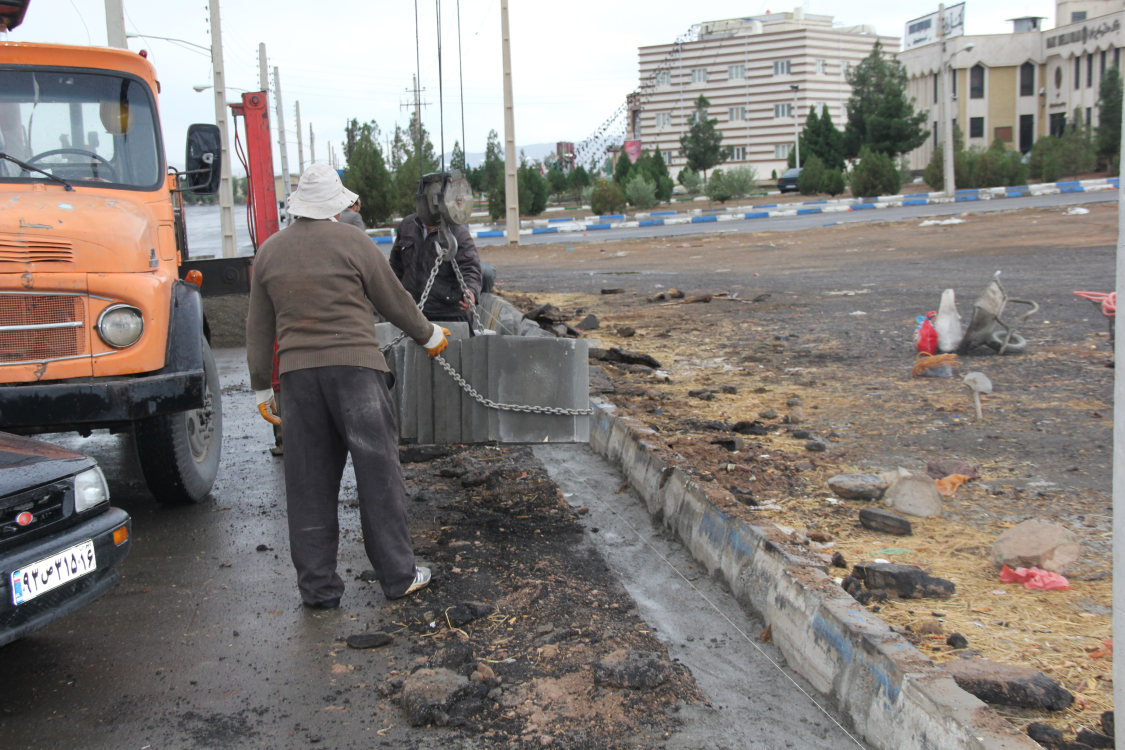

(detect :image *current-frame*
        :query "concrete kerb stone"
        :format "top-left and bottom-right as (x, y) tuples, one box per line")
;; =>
(587, 400), (1038, 750)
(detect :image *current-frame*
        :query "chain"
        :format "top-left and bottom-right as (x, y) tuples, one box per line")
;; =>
(381, 222), (592, 417)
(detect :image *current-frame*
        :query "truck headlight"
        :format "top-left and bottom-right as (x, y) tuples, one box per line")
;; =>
(97, 305), (144, 348)
(74, 467), (110, 512)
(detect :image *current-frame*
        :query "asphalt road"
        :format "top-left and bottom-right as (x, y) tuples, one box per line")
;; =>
(475, 191), (1118, 247)
(0, 349), (868, 749)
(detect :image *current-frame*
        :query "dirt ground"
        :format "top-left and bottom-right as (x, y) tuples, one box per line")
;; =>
(481, 200), (1118, 738)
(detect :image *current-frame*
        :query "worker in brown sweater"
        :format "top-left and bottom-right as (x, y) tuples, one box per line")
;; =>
(246, 163), (447, 609)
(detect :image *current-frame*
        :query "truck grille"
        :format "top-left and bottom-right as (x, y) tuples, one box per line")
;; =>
(0, 293), (87, 363)
(0, 235), (75, 263)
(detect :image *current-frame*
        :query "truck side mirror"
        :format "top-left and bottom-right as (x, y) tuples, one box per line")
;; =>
(185, 124), (222, 194)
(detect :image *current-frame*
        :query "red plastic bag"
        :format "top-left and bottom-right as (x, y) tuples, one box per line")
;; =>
(914, 313), (938, 355)
(999, 565), (1070, 590)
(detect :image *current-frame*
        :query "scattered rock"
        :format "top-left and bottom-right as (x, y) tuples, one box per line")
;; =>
(1076, 728), (1114, 748)
(841, 576), (863, 595)
(346, 632), (393, 649)
(790, 429), (813, 440)
(668, 289), (685, 299)
(917, 620), (944, 635)
(552, 324), (569, 337)
(445, 601), (495, 628)
(429, 642), (475, 671)
(854, 589), (889, 605)
(461, 468), (503, 488)
(884, 474), (943, 518)
(439, 466), (469, 478)
(617, 326), (636, 338)
(575, 313), (600, 330)
(946, 633), (969, 649)
(852, 563), (955, 599)
(732, 421), (769, 436)
(794, 460), (816, 471)
(689, 389), (716, 401)
(830, 551), (848, 568)
(601, 288), (626, 295)
(759, 409), (779, 419)
(721, 384), (738, 394)
(400, 668), (479, 726)
(1027, 722), (1067, 747)
(607, 347), (662, 369)
(788, 406), (807, 424)
(829, 474), (889, 501)
(807, 531), (832, 543)
(537, 627), (575, 646)
(942, 659), (1073, 711)
(524, 303), (569, 324)
(1103, 711), (1115, 738)
(805, 440), (827, 452)
(255, 544), (272, 552)
(356, 569), (379, 582)
(711, 436), (745, 452)
(622, 363), (654, 376)
(591, 650), (672, 690)
(786, 397), (802, 407)
(588, 347), (610, 361)
(859, 507), (913, 536)
(925, 458), (980, 480)
(990, 520), (1082, 574)
(400, 445), (451, 463)
(589, 366), (616, 394)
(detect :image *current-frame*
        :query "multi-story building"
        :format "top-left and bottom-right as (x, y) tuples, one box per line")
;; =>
(901, 0), (1125, 170)
(631, 9), (898, 178)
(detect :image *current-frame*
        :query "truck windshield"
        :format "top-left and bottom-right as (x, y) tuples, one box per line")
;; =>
(0, 69), (162, 190)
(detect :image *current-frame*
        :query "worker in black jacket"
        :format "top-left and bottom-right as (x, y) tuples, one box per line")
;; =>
(389, 214), (482, 328)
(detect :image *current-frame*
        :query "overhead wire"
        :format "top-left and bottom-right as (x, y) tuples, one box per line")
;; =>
(436, 0), (445, 172)
(456, 0), (466, 164)
(414, 0), (423, 180)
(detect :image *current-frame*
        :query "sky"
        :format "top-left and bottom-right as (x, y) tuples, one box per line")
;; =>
(7, 0), (1057, 176)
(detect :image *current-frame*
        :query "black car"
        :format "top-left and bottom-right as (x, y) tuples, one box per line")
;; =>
(0, 432), (131, 647)
(777, 167), (802, 193)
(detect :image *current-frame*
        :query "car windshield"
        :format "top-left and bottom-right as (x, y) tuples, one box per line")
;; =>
(782, 168), (800, 178)
(0, 69), (162, 190)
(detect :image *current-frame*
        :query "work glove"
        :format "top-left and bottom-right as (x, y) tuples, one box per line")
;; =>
(423, 325), (452, 358)
(255, 390), (281, 426)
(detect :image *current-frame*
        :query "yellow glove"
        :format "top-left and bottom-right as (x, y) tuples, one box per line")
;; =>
(256, 390), (281, 426)
(424, 326), (452, 358)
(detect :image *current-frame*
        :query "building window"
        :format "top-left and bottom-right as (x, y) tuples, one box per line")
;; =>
(933, 73), (939, 103)
(970, 65), (984, 99)
(841, 61), (850, 77)
(655, 112), (673, 127)
(1088, 53), (1094, 86)
(995, 126), (1013, 142)
(1101, 50), (1107, 79)
(1072, 11), (1087, 22)
(1116, 48), (1122, 69)
(655, 70), (671, 87)
(1087, 107), (1093, 127)
(969, 117), (984, 138)
(816, 59), (826, 75)
(731, 146), (747, 161)
(729, 64), (746, 79)
(1049, 112), (1067, 137)
(774, 144), (793, 159)
(691, 68), (708, 84)
(1075, 57), (1081, 89)
(774, 103), (793, 118)
(1020, 62), (1035, 96)
(934, 121), (939, 147)
(773, 60), (791, 76)
(728, 106), (747, 121)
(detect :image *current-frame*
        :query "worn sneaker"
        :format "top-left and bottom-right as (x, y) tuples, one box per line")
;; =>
(401, 566), (431, 597)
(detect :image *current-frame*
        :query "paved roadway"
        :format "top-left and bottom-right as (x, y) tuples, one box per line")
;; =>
(476, 191), (1118, 247)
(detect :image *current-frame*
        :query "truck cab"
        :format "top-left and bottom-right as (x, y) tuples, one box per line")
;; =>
(0, 42), (223, 504)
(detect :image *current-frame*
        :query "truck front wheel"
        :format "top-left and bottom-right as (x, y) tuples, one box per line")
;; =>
(135, 341), (223, 504)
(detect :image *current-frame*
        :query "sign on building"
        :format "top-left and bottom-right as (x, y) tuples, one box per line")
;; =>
(904, 3), (965, 50)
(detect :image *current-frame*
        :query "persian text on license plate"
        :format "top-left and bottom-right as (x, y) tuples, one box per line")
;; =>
(10, 540), (96, 605)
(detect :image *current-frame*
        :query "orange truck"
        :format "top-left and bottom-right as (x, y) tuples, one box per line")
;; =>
(0, 3), (225, 503)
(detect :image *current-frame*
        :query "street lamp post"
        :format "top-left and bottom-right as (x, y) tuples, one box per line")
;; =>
(939, 4), (974, 199)
(791, 84), (801, 168)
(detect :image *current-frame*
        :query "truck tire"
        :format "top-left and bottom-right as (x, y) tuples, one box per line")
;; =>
(135, 341), (223, 504)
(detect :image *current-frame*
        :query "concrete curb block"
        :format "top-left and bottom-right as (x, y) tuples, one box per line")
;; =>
(587, 398), (1039, 750)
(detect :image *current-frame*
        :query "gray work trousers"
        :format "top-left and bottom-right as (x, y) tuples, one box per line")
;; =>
(280, 366), (416, 603)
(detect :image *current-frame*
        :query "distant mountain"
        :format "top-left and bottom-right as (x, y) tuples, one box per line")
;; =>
(441, 142), (560, 168)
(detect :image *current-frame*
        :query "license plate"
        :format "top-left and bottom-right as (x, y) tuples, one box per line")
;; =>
(10, 540), (97, 605)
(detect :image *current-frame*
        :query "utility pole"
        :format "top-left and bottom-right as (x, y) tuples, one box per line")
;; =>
(258, 43), (268, 95)
(310, 123), (315, 164)
(208, 0), (235, 258)
(274, 66), (292, 223)
(500, 0), (520, 244)
(294, 101), (304, 174)
(104, 0), (126, 48)
(1114, 52), (1125, 741)
(940, 3), (956, 198)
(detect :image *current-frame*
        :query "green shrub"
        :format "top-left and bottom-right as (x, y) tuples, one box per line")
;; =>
(1003, 150), (1029, 186)
(849, 147), (901, 198)
(677, 168), (703, 195)
(797, 155), (825, 196)
(971, 144), (1004, 188)
(1041, 151), (1063, 183)
(724, 166), (758, 198)
(581, 185), (595, 206)
(705, 169), (733, 203)
(820, 168), (846, 196)
(1058, 113), (1096, 177)
(624, 173), (658, 209)
(898, 155), (913, 185)
(1028, 137), (1062, 181)
(589, 179), (625, 215)
(771, 169), (778, 181)
(924, 145), (945, 191)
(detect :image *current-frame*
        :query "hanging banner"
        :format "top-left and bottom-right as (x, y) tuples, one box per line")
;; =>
(624, 140), (642, 163)
(904, 3), (965, 50)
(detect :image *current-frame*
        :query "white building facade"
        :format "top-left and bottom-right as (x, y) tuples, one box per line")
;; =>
(902, 0), (1125, 170)
(632, 9), (899, 178)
